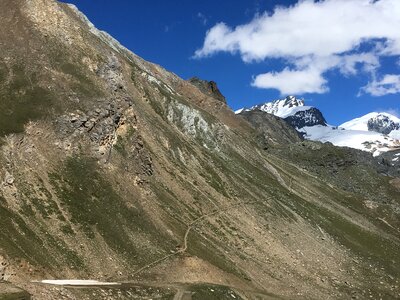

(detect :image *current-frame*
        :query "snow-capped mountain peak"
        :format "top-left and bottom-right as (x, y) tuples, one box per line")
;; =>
(236, 96), (327, 128)
(339, 112), (400, 134)
(239, 96), (309, 118)
(278, 95), (305, 107)
(257, 95), (305, 112)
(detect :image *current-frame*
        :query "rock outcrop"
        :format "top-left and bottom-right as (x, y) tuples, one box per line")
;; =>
(188, 77), (227, 104)
(367, 114), (400, 134)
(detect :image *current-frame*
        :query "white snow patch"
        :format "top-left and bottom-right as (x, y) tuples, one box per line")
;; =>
(339, 112), (400, 131)
(389, 129), (400, 139)
(301, 125), (400, 156)
(37, 280), (121, 286)
(235, 108), (244, 114)
(274, 105), (313, 118)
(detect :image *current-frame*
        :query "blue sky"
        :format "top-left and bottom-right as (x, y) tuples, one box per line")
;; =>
(61, 0), (400, 125)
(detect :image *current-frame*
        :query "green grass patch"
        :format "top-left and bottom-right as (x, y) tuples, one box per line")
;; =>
(49, 155), (173, 264)
(114, 135), (128, 158)
(0, 198), (69, 268)
(0, 61), (8, 82)
(0, 83), (54, 136)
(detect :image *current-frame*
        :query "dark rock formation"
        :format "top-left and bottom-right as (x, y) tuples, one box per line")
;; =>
(188, 77), (226, 103)
(367, 114), (399, 134)
(284, 107), (327, 129)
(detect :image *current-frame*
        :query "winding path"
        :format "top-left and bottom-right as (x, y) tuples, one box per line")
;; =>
(131, 201), (252, 276)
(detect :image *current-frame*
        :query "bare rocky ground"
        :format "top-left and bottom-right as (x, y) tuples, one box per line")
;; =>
(0, 1), (399, 299)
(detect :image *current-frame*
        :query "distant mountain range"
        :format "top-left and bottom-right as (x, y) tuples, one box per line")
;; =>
(236, 96), (400, 156)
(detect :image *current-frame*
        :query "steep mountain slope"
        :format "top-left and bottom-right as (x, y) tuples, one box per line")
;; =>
(239, 110), (303, 148)
(0, 1), (399, 299)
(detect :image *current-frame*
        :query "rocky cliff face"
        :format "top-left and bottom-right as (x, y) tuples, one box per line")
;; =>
(367, 114), (400, 135)
(188, 77), (227, 104)
(0, 1), (399, 300)
(284, 107), (327, 128)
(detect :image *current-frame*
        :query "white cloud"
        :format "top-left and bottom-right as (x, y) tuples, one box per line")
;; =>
(196, 0), (400, 60)
(360, 74), (400, 96)
(251, 54), (380, 95)
(252, 67), (328, 95)
(337, 54), (380, 76)
(195, 0), (400, 95)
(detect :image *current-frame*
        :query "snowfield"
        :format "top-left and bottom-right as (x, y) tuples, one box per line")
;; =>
(272, 105), (313, 119)
(390, 129), (400, 139)
(340, 112), (400, 131)
(37, 280), (121, 286)
(300, 125), (399, 156)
